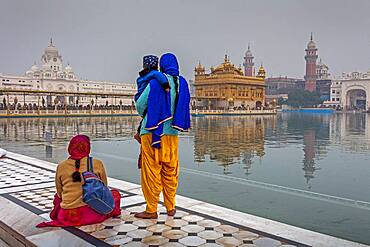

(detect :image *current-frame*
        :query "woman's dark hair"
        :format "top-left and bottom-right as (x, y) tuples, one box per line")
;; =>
(173, 76), (179, 112)
(72, 159), (82, 182)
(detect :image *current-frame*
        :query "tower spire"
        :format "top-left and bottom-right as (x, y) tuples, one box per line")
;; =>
(305, 33), (318, 92)
(243, 43), (254, 76)
(50, 37), (53, 46)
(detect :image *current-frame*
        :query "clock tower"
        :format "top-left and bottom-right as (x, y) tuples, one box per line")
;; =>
(304, 33), (318, 92)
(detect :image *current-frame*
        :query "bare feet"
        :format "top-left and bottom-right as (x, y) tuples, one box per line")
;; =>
(167, 209), (176, 216)
(134, 211), (158, 219)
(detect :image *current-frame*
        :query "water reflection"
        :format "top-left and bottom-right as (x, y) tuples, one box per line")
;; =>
(1, 113), (370, 184)
(0, 116), (139, 143)
(191, 115), (272, 175)
(1, 114), (370, 243)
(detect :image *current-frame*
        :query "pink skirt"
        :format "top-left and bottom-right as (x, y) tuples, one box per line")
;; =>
(36, 189), (121, 227)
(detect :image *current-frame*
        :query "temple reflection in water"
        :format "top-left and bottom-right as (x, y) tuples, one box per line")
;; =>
(1, 113), (370, 184)
(191, 115), (274, 175)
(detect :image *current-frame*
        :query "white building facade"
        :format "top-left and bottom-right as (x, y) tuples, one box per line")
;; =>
(0, 39), (136, 108)
(324, 70), (370, 110)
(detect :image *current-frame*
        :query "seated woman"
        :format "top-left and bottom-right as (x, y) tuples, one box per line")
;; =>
(37, 135), (121, 227)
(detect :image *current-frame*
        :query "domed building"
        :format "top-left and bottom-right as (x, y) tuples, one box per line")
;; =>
(0, 39), (136, 108)
(194, 53), (266, 110)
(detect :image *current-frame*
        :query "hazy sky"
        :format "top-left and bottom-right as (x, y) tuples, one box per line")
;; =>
(1, 0), (369, 83)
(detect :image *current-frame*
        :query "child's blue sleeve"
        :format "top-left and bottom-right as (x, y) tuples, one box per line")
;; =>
(151, 71), (169, 86)
(135, 84), (150, 116)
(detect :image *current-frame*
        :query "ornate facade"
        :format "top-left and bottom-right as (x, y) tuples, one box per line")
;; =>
(324, 70), (370, 110)
(0, 39), (136, 107)
(194, 52), (266, 110)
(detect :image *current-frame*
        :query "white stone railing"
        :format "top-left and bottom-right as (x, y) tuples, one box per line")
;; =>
(191, 109), (277, 115)
(0, 109), (138, 116)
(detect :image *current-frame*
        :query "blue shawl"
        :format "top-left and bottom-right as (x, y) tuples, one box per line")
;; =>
(145, 78), (171, 148)
(144, 53), (191, 148)
(160, 53), (191, 132)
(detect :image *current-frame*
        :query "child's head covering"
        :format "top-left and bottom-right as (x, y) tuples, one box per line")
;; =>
(68, 135), (90, 160)
(143, 55), (159, 69)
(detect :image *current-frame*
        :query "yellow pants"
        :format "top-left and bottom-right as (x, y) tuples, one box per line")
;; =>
(140, 134), (179, 213)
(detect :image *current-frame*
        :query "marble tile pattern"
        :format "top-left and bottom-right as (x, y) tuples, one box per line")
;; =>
(11, 187), (56, 212)
(0, 159), (54, 189)
(76, 204), (296, 246)
(0, 157), (298, 247)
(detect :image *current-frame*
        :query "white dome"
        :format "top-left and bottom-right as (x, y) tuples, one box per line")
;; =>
(245, 44), (253, 57)
(307, 40), (316, 49)
(65, 64), (73, 73)
(31, 64), (39, 72)
(26, 70), (33, 76)
(245, 50), (253, 57)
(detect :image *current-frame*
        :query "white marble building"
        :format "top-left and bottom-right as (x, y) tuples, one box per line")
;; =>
(0, 39), (136, 107)
(316, 58), (330, 80)
(324, 70), (370, 109)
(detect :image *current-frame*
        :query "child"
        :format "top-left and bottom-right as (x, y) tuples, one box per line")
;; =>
(134, 55), (169, 144)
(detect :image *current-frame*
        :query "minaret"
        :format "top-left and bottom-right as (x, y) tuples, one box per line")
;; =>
(304, 33), (318, 92)
(243, 44), (254, 76)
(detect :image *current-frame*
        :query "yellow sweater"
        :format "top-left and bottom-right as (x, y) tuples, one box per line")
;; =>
(55, 157), (108, 209)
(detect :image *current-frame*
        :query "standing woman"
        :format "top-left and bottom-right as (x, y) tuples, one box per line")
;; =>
(37, 135), (121, 227)
(135, 53), (190, 218)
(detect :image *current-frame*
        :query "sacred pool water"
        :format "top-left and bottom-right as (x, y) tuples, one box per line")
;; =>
(0, 113), (369, 244)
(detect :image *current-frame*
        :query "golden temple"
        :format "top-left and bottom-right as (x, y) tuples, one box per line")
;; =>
(194, 54), (266, 110)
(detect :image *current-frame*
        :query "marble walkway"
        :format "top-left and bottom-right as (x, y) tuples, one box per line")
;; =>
(0, 152), (367, 247)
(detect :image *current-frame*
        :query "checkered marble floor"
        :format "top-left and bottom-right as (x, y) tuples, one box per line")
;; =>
(4, 186), (297, 246)
(0, 156), (306, 247)
(0, 159), (54, 189)
(77, 203), (295, 247)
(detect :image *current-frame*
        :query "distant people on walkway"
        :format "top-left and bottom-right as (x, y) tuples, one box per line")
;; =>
(135, 53), (190, 219)
(37, 135), (121, 227)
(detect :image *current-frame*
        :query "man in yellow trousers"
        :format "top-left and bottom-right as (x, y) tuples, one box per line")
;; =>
(134, 53), (191, 218)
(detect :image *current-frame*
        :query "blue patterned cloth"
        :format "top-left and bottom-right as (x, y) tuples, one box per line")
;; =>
(143, 55), (158, 69)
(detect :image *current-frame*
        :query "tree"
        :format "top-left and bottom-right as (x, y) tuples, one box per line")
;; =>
(287, 90), (323, 107)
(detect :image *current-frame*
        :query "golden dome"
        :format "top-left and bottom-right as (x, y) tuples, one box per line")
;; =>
(195, 61), (205, 75)
(211, 55), (243, 76)
(195, 61), (204, 70)
(257, 64), (266, 78)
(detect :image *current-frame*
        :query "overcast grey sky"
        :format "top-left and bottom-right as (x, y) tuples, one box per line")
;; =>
(0, 0), (369, 83)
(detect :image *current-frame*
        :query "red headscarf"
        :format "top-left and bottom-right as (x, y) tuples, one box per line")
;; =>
(68, 135), (91, 160)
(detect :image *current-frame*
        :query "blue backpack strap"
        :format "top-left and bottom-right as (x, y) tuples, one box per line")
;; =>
(87, 156), (94, 173)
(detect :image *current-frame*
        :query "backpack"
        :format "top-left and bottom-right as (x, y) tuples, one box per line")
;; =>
(82, 157), (114, 215)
